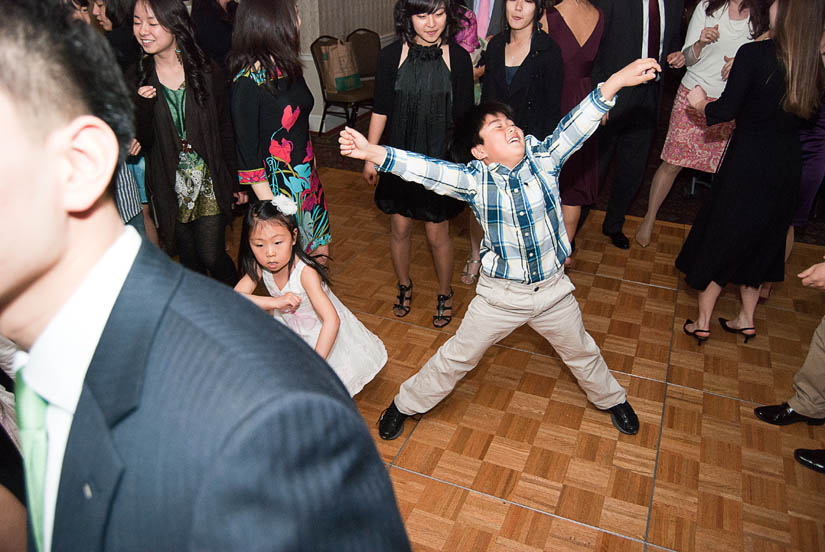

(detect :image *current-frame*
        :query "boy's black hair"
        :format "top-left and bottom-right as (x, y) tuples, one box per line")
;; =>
(394, 0), (467, 46)
(448, 101), (515, 163)
(0, 0), (134, 164)
(238, 200), (331, 288)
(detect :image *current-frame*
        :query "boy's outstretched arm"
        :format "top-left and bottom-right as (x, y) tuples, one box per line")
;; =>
(340, 127), (388, 166)
(601, 58), (662, 100)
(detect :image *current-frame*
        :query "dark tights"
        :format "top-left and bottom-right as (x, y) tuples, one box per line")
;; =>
(175, 214), (238, 286)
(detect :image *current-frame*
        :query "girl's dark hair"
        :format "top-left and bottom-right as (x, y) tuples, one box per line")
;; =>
(228, 0), (302, 86)
(239, 200), (330, 287)
(504, 0), (546, 40)
(394, 0), (467, 46)
(136, 0), (211, 106)
(774, 0), (825, 119)
(705, 0), (769, 38)
(103, 0), (135, 27)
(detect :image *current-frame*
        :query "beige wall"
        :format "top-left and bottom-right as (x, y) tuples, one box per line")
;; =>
(317, 0), (395, 40)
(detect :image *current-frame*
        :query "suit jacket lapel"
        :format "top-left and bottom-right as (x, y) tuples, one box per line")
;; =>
(52, 243), (184, 552)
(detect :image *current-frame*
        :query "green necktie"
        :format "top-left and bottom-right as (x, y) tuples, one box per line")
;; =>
(15, 371), (48, 552)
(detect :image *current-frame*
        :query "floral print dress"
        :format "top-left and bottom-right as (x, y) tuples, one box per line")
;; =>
(231, 67), (331, 252)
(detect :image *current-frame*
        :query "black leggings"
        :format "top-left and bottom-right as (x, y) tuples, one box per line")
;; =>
(175, 214), (238, 286)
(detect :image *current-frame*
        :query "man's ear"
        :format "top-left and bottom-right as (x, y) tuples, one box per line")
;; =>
(50, 115), (120, 213)
(470, 144), (487, 162)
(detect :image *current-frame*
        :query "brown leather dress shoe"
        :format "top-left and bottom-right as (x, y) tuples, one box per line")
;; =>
(754, 403), (825, 426)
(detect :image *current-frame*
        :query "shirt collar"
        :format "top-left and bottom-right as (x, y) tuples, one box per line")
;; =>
(18, 227), (141, 414)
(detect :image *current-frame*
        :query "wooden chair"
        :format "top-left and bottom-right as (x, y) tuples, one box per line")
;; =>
(310, 35), (374, 134)
(346, 28), (381, 81)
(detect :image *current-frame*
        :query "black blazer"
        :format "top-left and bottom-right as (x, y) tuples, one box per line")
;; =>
(591, 0), (684, 120)
(38, 243), (411, 551)
(481, 30), (563, 140)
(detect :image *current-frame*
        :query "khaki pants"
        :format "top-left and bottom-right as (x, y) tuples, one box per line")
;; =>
(395, 270), (627, 415)
(788, 315), (825, 418)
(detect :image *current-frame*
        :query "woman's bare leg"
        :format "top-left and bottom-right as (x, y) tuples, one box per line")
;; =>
(461, 215), (484, 284)
(142, 204), (160, 246)
(685, 281), (723, 334)
(424, 220), (454, 297)
(636, 161), (682, 247)
(390, 214), (414, 315)
(727, 285), (760, 337)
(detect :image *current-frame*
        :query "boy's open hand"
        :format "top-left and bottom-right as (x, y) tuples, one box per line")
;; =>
(339, 127), (370, 160)
(602, 58), (662, 100)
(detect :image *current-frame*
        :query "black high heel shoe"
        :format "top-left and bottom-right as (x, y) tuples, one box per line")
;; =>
(719, 317), (756, 344)
(393, 280), (412, 317)
(683, 319), (710, 345)
(433, 288), (453, 328)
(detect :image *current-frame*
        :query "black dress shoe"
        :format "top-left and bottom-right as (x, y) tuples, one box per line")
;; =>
(603, 230), (630, 249)
(378, 401), (408, 440)
(608, 401), (639, 435)
(794, 449), (825, 474)
(754, 403), (825, 426)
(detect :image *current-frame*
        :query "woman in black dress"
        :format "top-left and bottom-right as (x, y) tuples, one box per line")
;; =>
(678, 0), (825, 344)
(363, 0), (473, 327)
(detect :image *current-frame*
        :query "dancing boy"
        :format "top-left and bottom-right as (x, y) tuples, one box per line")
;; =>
(340, 58), (662, 439)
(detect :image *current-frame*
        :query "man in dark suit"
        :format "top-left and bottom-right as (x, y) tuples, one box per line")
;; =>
(592, 0), (684, 248)
(0, 2), (410, 551)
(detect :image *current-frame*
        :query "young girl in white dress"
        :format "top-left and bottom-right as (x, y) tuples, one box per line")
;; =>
(234, 198), (387, 396)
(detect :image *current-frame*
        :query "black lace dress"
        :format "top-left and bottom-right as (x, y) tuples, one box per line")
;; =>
(374, 42), (470, 221)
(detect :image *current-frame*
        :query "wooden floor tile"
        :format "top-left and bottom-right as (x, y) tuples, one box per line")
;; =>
(305, 168), (825, 550)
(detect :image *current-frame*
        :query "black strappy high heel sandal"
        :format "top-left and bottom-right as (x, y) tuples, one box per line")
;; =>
(433, 288), (453, 328)
(393, 280), (412, 317)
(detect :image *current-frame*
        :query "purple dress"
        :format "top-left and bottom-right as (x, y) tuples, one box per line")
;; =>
(548, 7), (604, 206)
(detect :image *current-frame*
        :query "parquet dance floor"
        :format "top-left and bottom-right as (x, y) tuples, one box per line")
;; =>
(289, 168), (825, 550)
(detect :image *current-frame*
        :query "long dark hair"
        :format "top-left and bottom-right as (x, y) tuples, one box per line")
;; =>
(505, 0), (546, 41)
(239, 200), (330, 287)
(102, 0), (135, 28)
(228, 0), (302, 86)
(705, 0), (769, 38)
(135, 0), (210, 106)
(774, 0), (825, 119)
(394, 0), (467, 46)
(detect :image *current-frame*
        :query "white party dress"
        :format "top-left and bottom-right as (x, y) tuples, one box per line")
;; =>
(262, 259), (387, 396)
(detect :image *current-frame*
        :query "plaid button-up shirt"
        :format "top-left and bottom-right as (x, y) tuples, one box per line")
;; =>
(377, 86), (615, 284)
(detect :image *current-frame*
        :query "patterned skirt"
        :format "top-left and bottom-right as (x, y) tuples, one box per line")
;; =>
(661, 84), (736, 173)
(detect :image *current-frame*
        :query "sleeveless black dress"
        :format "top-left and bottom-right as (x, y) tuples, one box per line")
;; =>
(374, 43), (465, 222)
